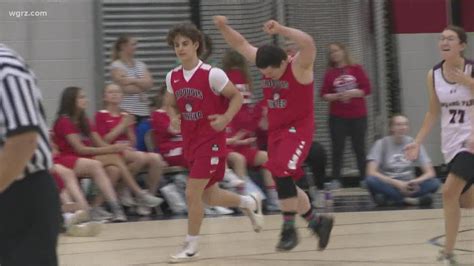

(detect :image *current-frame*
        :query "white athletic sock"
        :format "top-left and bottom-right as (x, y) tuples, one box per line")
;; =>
(185, 235), (199, 252)
(186, 234), (199, 243)
(239, 195), (256, 211)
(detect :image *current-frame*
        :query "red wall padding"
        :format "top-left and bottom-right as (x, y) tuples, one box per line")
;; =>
(391, 0), (447, 34)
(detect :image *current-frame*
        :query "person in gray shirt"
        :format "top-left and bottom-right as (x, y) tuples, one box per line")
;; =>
(366, 115), (440, 206)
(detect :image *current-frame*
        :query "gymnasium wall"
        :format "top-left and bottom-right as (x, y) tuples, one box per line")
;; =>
(0, 0), (97, 124)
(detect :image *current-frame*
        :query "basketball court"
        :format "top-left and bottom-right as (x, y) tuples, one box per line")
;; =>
(58, 190), (474, 266)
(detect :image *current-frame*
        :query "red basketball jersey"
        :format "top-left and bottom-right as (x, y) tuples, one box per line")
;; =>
(262, 59), (314, 136)
(170, 63), (227, 160)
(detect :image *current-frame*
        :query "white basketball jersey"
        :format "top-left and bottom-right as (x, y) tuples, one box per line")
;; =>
(433, 60), (474, 163)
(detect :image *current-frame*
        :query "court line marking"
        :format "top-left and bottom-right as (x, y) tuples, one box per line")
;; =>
(59, 214), (472, 246)
(428, 228), (474, 252)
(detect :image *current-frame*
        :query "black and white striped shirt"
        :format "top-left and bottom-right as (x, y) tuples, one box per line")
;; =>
(0, 44), (52, 178)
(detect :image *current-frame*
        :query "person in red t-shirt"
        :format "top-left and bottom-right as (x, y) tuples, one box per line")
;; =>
(96, 84), (166, 214)
(150, 87), (187, 168)
(320, 42), (371, 188)
(222, 49), (279, 210)
(53, 87), (163, 221)
(215, 15), (334, 252)
(50, 130), (122, 222)
(165, 23), (264, 263)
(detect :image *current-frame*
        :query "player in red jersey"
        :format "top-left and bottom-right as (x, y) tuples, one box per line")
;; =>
(215, 16), (334, 251)
(165, 23), (263, 263)
(96, 83), (166, 215)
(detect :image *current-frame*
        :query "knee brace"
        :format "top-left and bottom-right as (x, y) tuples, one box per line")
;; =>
(274, 176), (297, 199)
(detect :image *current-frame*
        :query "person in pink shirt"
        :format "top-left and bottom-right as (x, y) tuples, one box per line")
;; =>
(320, 42), (371, 188)
(96, 84), (166, 215)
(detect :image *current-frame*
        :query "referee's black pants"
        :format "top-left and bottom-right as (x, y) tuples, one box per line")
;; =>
(0, 170), (61, 266)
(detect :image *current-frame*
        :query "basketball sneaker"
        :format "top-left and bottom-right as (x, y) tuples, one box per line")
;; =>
(308, 214), (334, 250)
(276, 223), (299, 251)
(241, 192), (264, 232)
(437, 250), (458, 266)
(169, 240), (199, 263)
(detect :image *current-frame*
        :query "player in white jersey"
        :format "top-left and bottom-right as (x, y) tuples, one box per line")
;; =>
(405, 25), (474, 266)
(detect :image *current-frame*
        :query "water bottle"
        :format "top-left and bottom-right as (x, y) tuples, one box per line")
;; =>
(323, 182), (334, 207)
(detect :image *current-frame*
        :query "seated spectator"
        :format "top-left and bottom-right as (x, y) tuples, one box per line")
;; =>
(96, 83), (166, 215)
(150, 87), (187, 168)
(53, 86), (163, 221)
(51, 133), (124, 222)
(366, 115), (441, 206)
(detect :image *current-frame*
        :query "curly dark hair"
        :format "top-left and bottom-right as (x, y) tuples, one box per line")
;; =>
(166, 23), (204, 57)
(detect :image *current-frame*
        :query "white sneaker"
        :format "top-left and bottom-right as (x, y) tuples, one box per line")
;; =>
(169, 241), (199, 263)
(212, 206), (234, 215)
(136, 190), (163, 208)
(437, 250), (458, 266)
(136, 205), (152, 216)
(66, 222), (102, 237)
(119, 187), (136, 207)
(90, 206), (113, 221)
(161, 184), (187, 214)
(110, 208), (128, 223)
(243, 177), (266, 200)
(222, 169), (245, 188)
(241, 192), (264, 232)
(64, 210), (90, 228)
(204, 207), (215, 215)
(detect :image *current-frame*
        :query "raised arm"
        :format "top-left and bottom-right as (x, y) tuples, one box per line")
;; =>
(263, 20), (316, 71)
(213, 15), (258, 65)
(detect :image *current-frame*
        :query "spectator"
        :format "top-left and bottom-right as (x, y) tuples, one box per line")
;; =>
(366, 115), (440, 206)
(53, 86), (163, 221)
(96, 83), (166, 215)
(110, 35), (154, 124)
(320, 42), (371, 188)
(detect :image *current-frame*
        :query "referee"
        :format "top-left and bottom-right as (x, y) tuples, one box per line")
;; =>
(0, 44), (60, 265)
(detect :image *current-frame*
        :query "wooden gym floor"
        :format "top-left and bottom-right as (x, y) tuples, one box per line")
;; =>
(58, 189), (474, 266)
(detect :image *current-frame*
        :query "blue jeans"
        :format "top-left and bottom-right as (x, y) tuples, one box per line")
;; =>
(365, 175), (441, 204)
